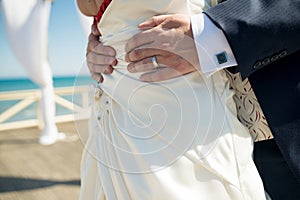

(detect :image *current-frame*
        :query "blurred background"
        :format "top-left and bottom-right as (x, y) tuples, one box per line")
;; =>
(0, 0), (94, 199)
(0, 0), (88, 78)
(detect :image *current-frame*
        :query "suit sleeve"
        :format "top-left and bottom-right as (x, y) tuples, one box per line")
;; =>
(204, 0), (300, 78)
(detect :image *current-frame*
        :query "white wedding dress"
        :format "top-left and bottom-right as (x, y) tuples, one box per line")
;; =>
(79, 0), (266, 199)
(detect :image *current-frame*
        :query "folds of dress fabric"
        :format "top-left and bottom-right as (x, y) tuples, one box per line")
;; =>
(79, 0), (266, 199)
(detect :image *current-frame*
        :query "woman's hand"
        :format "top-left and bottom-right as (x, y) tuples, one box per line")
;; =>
(86, 24), (117, 82)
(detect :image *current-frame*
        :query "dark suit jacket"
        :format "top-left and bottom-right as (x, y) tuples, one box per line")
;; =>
(205, 0), (300, 183)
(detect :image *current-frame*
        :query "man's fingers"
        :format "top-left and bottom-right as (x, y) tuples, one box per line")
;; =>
(129, 15), (173, 52)
(127, 56), (165, 73)
(125, 30), (156, 53)
(138, 15), (170, 29)
(140, 67), (182, 82)
(125, 46), (165, 62)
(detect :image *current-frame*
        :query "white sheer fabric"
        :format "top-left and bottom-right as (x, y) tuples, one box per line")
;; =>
(2, 0), (52, 87)
(1, 0), (63, 145)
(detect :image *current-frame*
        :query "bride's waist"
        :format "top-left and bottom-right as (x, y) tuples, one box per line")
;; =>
(99, 69), (206, 100)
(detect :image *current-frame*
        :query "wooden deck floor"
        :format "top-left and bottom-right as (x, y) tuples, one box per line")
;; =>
(0, 120), (88, 200)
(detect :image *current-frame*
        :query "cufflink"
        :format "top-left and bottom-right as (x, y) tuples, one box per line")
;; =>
(216, 51), (228, 64)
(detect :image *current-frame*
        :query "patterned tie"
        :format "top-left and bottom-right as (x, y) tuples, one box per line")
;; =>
(225, 70), (274, 142)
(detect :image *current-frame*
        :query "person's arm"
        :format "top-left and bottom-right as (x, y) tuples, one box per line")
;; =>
(190, 14), (237, 76)
(125, 14), (201, 82)
(205, 0), (300, 78)
(77, 0), (117, 82)
(124, 13), (238, 81)
(125, 0), (300, 82)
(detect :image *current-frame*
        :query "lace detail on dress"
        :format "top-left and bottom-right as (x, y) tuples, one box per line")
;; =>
(226, 70), (274, 142)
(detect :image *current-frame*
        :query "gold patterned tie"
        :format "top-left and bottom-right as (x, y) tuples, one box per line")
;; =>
(225, 70), (274, 141)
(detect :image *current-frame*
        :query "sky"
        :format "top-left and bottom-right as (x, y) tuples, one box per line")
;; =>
(0, 0), (91, 79)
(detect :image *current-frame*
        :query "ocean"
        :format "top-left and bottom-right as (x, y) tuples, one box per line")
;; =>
(0, 76), (93, 122)
(0, 76), (92, 92)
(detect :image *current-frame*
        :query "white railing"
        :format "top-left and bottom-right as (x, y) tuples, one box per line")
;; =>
(0, 86), (90, 131)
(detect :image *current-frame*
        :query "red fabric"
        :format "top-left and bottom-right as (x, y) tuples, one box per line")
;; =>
(94, 0), (112, 24)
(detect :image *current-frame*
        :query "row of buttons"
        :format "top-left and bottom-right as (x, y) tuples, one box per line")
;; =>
(253, 50), (288, 70)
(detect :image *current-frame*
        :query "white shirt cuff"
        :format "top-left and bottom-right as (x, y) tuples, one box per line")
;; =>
(191, 14), (237, 76)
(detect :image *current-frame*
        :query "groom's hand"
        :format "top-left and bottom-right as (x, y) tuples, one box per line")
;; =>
(125, 14), (201, 82)
(86, 24), (117, 82)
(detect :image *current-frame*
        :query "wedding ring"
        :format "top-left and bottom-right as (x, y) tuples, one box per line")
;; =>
(151, 56), (159, 69)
